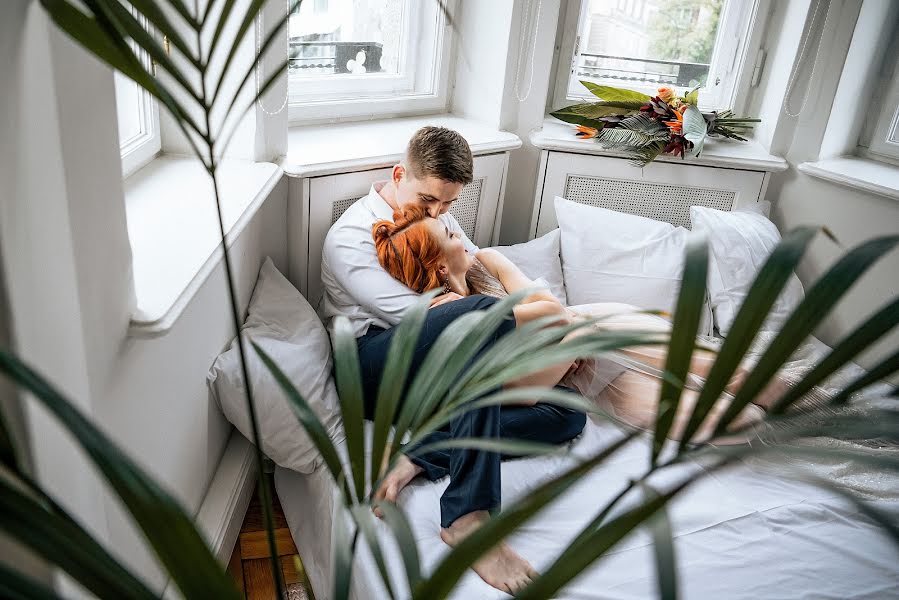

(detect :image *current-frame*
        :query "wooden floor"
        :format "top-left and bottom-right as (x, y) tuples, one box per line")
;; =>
(228, 474), (315, 600)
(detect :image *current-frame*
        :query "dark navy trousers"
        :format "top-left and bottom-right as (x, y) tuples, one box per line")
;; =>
(356, 294), (586, 528)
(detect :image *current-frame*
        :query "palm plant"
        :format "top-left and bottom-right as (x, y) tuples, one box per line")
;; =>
(1, 2), (898, 600)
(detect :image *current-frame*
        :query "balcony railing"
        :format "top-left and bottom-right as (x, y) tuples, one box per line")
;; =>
(577, 53), (710, 88)
(288, 40), (384, 75)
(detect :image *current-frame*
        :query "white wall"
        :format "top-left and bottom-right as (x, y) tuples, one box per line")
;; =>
(450, 0), (564, 245)
(749, 0), (899, 370)
(1, 1), (289, 593)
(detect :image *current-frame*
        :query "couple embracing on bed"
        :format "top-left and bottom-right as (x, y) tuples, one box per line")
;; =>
(320, 126), (779, 594)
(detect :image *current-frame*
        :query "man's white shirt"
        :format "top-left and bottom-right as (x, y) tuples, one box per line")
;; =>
(320, 182), (479, 338)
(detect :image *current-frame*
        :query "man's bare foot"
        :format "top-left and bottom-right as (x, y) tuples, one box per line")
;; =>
(440, 510), (538, 594)
(372, 454), (423, 518)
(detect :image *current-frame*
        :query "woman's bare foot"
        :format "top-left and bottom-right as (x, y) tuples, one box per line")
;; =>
(440, 510), (538, 594)
(372, 454), (423, 518)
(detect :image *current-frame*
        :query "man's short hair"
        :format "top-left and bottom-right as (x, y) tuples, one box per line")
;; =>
(404, 126), (473, 185)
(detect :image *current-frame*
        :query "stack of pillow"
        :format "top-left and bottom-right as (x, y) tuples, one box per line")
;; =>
(503, 196), (804, 337)
(208, 198), (804, 472)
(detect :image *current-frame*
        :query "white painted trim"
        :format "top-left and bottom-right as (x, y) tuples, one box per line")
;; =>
(197, 430), (258, 563)
(282, 114), (521, 178)
(798, 156), (899, 201)
(127, 157), (284, 337)
(529, 150), (550, 239)
(532, 117), (787, 172)
(490, 153), (511, 246)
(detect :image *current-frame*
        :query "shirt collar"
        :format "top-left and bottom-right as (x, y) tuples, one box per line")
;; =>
(362, 181), (396, 222)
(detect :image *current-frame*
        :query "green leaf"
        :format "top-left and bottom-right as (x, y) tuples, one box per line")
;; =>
(407, 437), (562, 458)
(770, 296), (899, 413)
(417, 386), (620, 442)
(0, 350), (241, 600)
(83, 0), (204, 107)
(38, 0), (207, 145)
(0, 404), (20, 472)
(652, 236), (708, 463)
(599, 114), (670, 149)
(370, 293), (436, 491)
(684, 86), (700, 105)
(350, 506), (397, 599)
(447, 328), (664, 411)
(828, 346), (899, 406)
(412, 433), (638, 599)
(0, 562), (62, 600)
(551, 101), (642, 126)
(622, 140), (667, 167)
(715, 234), (899, 435)
(393, 311), (487, 452)
(0, 475), (157, 600)
(210, 0), (268, 107)
(580, 81), (652, 102)
(112, 0), (200, 69)
(516, 480), (685, 600)
(376, 502), (423, 591)
(332, 317), (367, 504)
(252, 342), (351, 501)
(642, 484), (678, 600)
(332, 506), (358, 600)
(678, 226), (819, 449)
(682, 105), (707, 157)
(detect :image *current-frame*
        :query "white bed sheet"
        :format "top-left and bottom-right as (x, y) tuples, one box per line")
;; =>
(275, 414), (899, 600)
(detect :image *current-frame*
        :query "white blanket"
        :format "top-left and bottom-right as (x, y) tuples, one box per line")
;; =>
(275, 412), (899, 599)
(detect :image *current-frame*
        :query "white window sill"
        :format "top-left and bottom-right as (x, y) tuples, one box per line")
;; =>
(282, 114), (522, 178)
(124, 154), (282, 337)
(532, 117), (788, 173)
(798, 156), (899, 201)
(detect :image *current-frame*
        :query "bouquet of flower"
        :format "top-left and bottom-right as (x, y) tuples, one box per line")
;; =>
(551, 81), (760, 167)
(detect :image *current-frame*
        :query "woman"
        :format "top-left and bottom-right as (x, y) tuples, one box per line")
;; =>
(373, 205), (781, 442)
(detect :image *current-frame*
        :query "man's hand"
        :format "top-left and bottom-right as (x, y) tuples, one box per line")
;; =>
(429, 292), (464, 308)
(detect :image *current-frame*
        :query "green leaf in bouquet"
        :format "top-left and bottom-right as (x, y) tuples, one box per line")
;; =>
(580, 81), (652, 102)
(599, 114), (670, 149)
(682, 105), (708, 157)
(551, 101), (644, 125)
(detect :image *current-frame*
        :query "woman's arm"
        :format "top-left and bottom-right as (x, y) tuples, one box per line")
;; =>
(475, 248), (559, 305)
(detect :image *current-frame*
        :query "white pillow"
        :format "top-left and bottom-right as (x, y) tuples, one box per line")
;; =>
(554, 196), (714, 336)
(491, 229), (567, 304)
(207, 257), (343, 474)
(691, 204), (804, 337)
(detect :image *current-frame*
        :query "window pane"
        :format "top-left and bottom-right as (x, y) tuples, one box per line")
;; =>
(577, 0), (724, 89)
(288, 0), (406, 78)
(114, 70), (144, 148)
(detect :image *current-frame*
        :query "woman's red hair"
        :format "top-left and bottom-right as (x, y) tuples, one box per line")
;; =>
(373, 205), (444, 293)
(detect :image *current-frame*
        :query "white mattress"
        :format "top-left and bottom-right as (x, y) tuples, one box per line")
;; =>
(275, 414), (899, 600)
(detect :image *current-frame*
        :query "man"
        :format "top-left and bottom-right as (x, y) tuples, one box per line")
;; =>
(320, 126), (585, 594)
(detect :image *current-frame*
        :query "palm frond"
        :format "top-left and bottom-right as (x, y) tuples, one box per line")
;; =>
(599, 113), (670, 149)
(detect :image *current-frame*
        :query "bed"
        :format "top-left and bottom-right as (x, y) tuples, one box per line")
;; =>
(275, 344), (899, 600)
(270, 163), (898, 599)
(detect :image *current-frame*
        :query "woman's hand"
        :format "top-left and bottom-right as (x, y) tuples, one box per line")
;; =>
(429, 292), (464, 308)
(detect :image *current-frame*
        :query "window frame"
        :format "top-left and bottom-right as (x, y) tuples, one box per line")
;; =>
(550, 0), (767, 114)
(859, 42), (899, 165)
(116, 14), (160, 178)
(287, 0), (456, 124)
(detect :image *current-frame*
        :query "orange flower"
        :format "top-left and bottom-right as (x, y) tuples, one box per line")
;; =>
(657, 86), (676, 103)
(665, 109), (683, 134)
(575, 124), (599, 138)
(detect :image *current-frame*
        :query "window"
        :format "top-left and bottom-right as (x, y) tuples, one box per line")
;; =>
(859, 39), (899, 164)
(114, 14), (160, 178)
(553, 0), (759, 111)
(287, 0), (454, 122)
